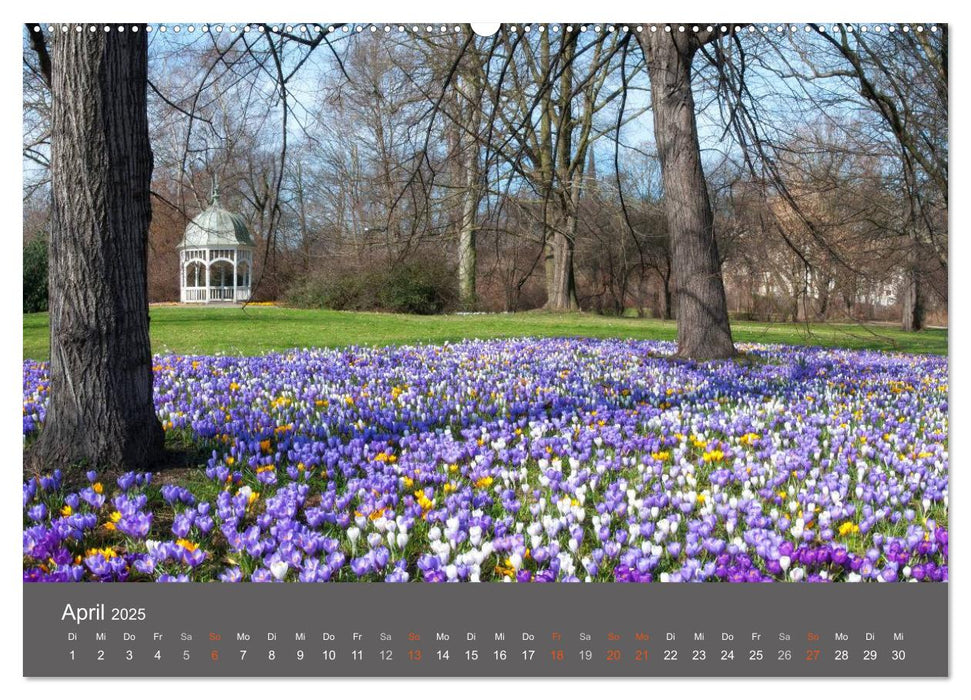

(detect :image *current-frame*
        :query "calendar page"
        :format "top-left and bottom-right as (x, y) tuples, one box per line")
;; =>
(21, 19), (948, 680)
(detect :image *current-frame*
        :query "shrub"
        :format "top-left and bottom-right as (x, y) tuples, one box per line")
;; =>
(379, 260), (457, 315)
(23, 236), (48, 313)
(284, 274), (374, 311)
(284, 258), (458, 315)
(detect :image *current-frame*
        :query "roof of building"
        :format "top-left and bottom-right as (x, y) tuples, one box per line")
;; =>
(179, 189), (255, 249)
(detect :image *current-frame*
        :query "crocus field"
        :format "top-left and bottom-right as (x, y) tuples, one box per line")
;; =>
(23, 338), (948, 583)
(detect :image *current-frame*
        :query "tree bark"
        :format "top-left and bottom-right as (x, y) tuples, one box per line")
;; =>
(638, 31), (735, 359)
(901, 240), (925, 331)
(546, 175), (581, 312)
(816, 273), (831, 319)
(457, 183), (478, 308)
(662, 272), (674, 321)
(457, 113), (481, 309)
(546, 215), (579, 311)
(26, 25), (164, 474)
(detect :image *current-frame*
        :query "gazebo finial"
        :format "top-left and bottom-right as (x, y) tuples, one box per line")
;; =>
(211, 173), (220, 206)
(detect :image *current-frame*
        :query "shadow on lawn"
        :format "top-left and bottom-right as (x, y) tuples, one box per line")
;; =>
(22, 432), (215, 492)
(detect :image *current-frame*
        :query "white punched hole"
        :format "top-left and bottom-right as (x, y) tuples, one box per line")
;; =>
(30, 20), (938, 39)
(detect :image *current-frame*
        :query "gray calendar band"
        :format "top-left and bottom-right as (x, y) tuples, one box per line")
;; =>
(24, 583), (947, 677)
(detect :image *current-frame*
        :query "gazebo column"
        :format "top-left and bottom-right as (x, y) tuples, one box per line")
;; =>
(205, 260), (210, 304)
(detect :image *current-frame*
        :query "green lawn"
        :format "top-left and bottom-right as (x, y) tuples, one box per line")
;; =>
(21, 306), (947, 361)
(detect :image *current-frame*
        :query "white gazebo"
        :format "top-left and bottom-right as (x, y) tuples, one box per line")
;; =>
(178, 185), (255, 303)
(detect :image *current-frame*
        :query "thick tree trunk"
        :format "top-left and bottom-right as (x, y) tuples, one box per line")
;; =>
(546, 183), (580, 312)
(546, 221), (579, 311)
(542, 207), (579, 312)
(26, 25), (164, 474)
(901, 252), (924, 331)
(639, 32), (735, 359)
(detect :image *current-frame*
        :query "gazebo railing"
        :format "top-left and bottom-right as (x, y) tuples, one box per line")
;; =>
(209, 287), (236, 302)
(182, 288), (207, 302)
(180, 286), (251, 303)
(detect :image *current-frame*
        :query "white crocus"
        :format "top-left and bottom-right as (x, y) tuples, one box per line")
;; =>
(270, 560), (289, 581)
(469, 526), (483, 548)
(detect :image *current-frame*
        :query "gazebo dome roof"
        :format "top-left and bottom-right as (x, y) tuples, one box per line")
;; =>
(179, 192), (254, 249)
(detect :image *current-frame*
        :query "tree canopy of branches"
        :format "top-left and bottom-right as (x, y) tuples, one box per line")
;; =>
(24, 24), (948, 394)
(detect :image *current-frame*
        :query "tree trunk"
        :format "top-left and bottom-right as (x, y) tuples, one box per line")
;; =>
(457, 132), (480, 309)
(26, 25), (164, 474)
(546, 220), (579, 311)
(639, 31), (735, 359)
(543, 219), (557, 305)
(817, 276), (831, 319)
(541, 33), (581, 313)
(457, 195), (477, 309)
(901, 247), (924, 331)
(295, 161), (312, 274)
(662, 273), (674, 321)
(791, 284), (800, 322)
(546, 180), (580, 311)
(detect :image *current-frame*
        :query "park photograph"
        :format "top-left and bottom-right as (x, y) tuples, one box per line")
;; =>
(21, 22), (948, 584)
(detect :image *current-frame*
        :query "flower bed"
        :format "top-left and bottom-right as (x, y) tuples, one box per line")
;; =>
(23, 338), (948, 583)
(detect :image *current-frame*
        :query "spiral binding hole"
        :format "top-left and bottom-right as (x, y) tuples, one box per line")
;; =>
(28, 22), (943, 37)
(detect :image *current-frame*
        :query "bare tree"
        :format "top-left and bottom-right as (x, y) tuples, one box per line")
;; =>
(816, 25), (947, 331)
(22, 24), (948, 365)
(636, 28), (736, 359)
(455, 70), (486, 309)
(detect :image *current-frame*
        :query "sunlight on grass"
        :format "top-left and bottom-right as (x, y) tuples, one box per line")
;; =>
(22, 306), (946, 361)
